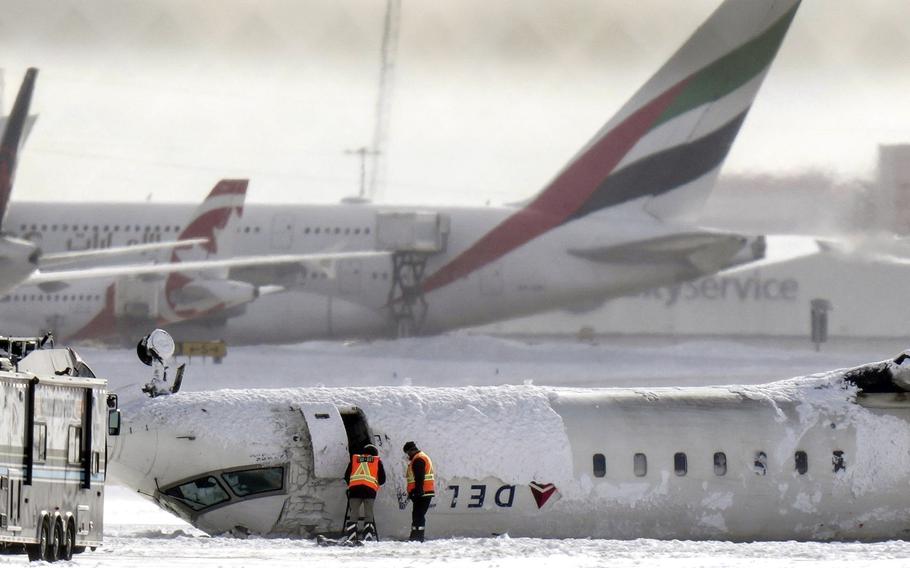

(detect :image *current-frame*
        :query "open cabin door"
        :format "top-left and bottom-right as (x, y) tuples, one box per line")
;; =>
(300, 404), (350, 479)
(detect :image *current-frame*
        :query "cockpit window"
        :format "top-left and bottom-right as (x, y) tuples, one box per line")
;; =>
(163, 476), (230, 511)
(221, 467), (285, 497)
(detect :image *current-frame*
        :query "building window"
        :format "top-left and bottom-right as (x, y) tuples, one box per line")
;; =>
(754, 451), (767, 476)
(592, 454), (606, 478)
(832, 450), (845, 473)
(795, 451), (808, 475)
(633, 453), (647, 477)
(674, 452), (687, 476)
(713, 452), (727, 476)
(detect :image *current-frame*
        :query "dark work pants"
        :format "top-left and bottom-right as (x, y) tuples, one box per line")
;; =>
(411, 495), (433, 529)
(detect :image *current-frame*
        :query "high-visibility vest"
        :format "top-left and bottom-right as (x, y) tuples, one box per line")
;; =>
(406, 451), (435, 495)
(348, 454), (381, 492)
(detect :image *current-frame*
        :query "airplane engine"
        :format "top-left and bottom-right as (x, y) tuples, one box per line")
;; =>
(0, 235), (39, 288)
(167, 278), (258, 313)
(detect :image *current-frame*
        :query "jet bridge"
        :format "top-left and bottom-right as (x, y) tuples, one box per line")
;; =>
(375, 211), (449, 337)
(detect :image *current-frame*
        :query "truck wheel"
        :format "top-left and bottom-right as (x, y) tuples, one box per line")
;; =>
(26, 516), (50, 561)
(61, 520), (75, 561)
(49, 518), (64, 561)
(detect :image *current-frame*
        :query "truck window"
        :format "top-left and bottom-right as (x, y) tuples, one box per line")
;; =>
(67, 425), (82, 465)
(163, 476), (230, 511)
(221, 467), (285, 497)
(33, 424), (47, 463)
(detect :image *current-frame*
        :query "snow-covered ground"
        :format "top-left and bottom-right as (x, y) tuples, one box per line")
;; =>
(20, 335), (910, 566)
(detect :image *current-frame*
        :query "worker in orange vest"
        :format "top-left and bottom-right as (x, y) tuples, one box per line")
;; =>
(403, 441), (435, 542)
(343, 444), (386, 541)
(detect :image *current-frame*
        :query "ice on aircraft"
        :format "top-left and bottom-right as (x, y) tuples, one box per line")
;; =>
(109, 343), (910, 541)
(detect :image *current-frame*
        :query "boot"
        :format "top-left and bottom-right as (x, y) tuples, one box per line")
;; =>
(342, 522), (358, 542)
(408, 527), (420, 542)
(360, 522), (378, 542)
(415, 529), (425, 543)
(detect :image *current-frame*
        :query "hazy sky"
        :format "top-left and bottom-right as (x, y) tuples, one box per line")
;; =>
(2, 0), (909, 206)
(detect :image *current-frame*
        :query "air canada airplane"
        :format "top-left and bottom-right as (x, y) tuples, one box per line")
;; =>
(5, 0), (801, 343)
(108, 340), (910, 541)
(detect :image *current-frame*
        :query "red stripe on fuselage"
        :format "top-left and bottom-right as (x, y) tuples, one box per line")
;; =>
(421, 77), (691, 294)
(70, 284), (118, 341)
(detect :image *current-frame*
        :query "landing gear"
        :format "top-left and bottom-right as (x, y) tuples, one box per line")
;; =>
(387, 252), (429, 337)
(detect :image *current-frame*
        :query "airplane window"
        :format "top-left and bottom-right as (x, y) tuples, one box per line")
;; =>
(30, 224), (36, 230)
(62, 224), (68, 231)
(115, 225), (120, 231)
(134, 225), (141, 232)
(41, 225), (47, 231)
(175, 226), (181, 232)
(592, 454), (606, 478)
(314, 228), (321, 234)
(254, 227), (260, 233)
(354, 228), (361, 235)
(164, 226), (171, 232)
(365, 228), (371, 234)
(713, 452), (727, 476)
(84, 225), (89, 231)
(221, 466), (284, 497)
(0, 296), (7, 303)
(832, 450), (845, 473)
(155, 226), (160, 232)
(244, 227), (250, 233)
(51, 225), (58, 231)
(674, 453), (687, 476)
(19, 224), (25, 231)
(795, 451), (808, 475)
(163, 476), (230, 511)
(104, 225), (109, 231)
(92, 225), (98, 231)
(304, 228), (311, 234)
(754, 451), (767, 476)
(372, 273), (378, 279)
(345, 228), (350, 235)
(633, 453), (647, 477)
(334, 228), (340, 234)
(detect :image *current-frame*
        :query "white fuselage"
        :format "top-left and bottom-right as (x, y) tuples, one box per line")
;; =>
(2, 201), (741, 344)
(107, 364), (910, 541)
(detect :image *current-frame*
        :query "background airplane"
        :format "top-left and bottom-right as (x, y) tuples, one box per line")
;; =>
(3, 0), (799, 344)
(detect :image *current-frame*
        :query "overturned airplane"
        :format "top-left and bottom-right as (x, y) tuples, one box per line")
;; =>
(109, 348), (910, 541)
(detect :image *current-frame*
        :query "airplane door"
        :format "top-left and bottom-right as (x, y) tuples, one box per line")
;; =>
(270, 214), (295, 250)
(339, 259), (362, 295)
(299, 404), (349, 479)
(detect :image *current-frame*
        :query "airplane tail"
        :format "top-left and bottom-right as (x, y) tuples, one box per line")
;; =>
(422, 0), (799, 293)
(538, 0), (799, 223)
(164, 180), (249, 317)
(0, 68), (37, 230)
(169, 179), (248, 263)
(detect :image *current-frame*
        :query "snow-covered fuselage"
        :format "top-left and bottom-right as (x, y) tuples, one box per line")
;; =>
(2, 202), (747, 344)
(108, 356), (910, 541)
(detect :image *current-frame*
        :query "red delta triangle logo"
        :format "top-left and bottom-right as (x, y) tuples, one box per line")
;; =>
(528, 482), (560, 509)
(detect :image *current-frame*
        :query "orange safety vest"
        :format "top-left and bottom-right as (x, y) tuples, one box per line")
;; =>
(348, 454), (381, 492)
(406, 451), (435, 495)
